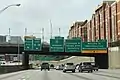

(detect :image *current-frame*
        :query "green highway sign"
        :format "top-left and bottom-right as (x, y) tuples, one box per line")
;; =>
(50, 37), (64, 52)
(65, 38), (82, 52)
(55, 36), (64, 39)
(82, 41), (107, 50)
(72, 37), (81, 39)
(98, 39), (107, 42)
(33, 38), (41, 51)
(24, 38), (41, 51)
(24, 38), (33, 50)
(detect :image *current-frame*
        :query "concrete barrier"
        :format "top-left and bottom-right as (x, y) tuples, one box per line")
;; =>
(0, 65), (24, 74)
(0, 64), (33, 74)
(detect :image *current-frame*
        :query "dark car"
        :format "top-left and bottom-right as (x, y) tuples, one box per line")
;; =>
(41, 63), (50, 71)
(50, 64), (55, 69)
(78, 62), (93, 73)
(90, 62), (99, 71)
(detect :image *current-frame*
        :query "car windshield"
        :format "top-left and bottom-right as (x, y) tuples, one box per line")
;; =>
(42, 63), (49, 65)
(66, 63), (74, 65)
(83, 63), (91, 65)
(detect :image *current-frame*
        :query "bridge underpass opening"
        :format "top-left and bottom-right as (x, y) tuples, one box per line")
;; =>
(24, 51), (108, 69)
(28, 54), (95, 67)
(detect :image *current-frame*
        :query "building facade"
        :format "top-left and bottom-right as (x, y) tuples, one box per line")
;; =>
(68, 0), (119, 43)
(0, 35), (6, 43)
(111, 2), (117, 42)
(81, 20), (88, 42)
(87, 20), (92, 42)
(105, 1), (115, 43)
(68, 22), (84, 39)
(91, 14), (96, 41)
(117, 0), (120, 40)
(9, 36), (23, 44)
(95, 9), (100, 41)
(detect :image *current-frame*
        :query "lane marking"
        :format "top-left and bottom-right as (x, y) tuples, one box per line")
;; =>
(98, 70), (120, 75)
(92, 73), (120, 79)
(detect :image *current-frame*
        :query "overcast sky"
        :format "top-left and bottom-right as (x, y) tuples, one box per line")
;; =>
(0, 0), (103, 42)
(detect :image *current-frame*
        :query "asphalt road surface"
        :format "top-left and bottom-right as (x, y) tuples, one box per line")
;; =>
(0, 69), (120, 80)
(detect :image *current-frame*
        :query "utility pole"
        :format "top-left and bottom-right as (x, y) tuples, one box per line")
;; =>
(17, 36), (20, 63)
(50, 20), (53, 39)
(25, 28), (27, 36)
(59, 28), (61, 36)
(42, 28), (44, 42)
(8, 28), (11, 43)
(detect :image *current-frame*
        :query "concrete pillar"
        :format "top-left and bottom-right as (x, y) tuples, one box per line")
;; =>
(95, 54), (108, 69)
(109, 47), (120, 69)
(22, 52), (29, 70)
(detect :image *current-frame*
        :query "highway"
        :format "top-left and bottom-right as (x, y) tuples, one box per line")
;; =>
(0, 69), (120, 80)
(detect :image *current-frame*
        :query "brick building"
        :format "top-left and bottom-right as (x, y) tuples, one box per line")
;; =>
(91, 14), (96, 41)
(74, 22), (84, 37)
(87, 20), (92, 42)
(81, 20), (88, 42)
(95, 8), (100, 41)
(68, 21), (84, 39)
(68, 0), (120, 43)
(68, 25), (74, 39)
(96, 4), (105, 40)
(105, 1), (115, 43)
(94, 1), (114, 42)
(111, 2), (117, 42)
(117, 0), (120, 40)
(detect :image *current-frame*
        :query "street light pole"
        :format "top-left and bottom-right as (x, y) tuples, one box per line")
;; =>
(17, 36), (20, 63)
(25, 28), (27, 36)
(0, 4), (21, 63)
(59, 28), (61, 36)
(0, 4), (21, 14)
(0, 4), (20, 43)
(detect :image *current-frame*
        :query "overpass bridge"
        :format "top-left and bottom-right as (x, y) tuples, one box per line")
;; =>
(0, 43), (108, 69)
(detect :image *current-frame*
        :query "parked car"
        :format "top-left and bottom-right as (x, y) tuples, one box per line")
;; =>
(41, 63), (50, 71)
(63, 63), (75, 73)
(78, 62), (93, 73)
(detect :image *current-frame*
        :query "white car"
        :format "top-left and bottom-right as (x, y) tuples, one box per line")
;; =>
(63, 63), (75, 73)
(56, 65), (64, 70)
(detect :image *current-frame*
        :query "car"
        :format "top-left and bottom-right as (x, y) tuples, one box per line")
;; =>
(78, 62), (93, 73)
(90, 62), (99, 71)
(50, 64), (55, 69)
(40, 63), (50, 71)
(63, 63), (75, 73)
(56, 65), (64, 70)
(75, 64), (80, 70)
